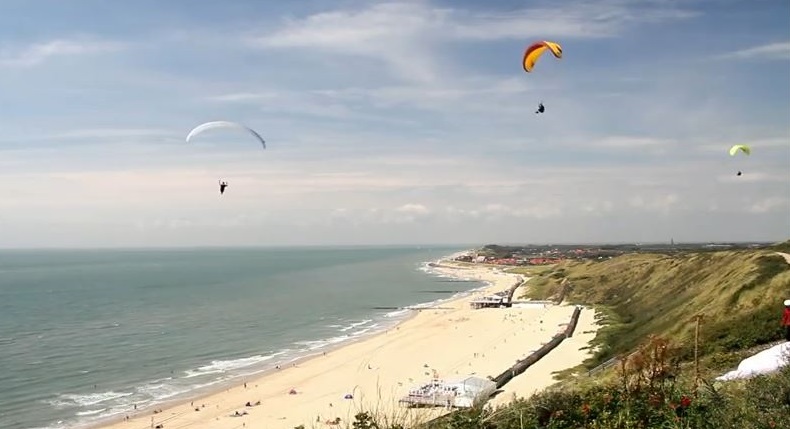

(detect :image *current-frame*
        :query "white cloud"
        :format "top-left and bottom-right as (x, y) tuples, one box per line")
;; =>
(582, 200), (615, 215)
(0, 38), (125, 67)
(591, 136), (677, 148)
(49, 128), (175, 140)
(747, 197), (790, 214)
(443, 202), (564, 221)
(247, 1), (697, 82)
(716, 41), (790, 61)
(628, 193), (679, 214)
(204, 75), (537, 122)
(396, 203), (431, 215)
(205, 92), (279, 102)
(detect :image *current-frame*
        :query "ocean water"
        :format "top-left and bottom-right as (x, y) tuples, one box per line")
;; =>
(0, 246), (484, 429)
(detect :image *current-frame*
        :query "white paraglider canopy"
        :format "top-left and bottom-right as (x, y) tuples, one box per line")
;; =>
(186, 121), (266, 149)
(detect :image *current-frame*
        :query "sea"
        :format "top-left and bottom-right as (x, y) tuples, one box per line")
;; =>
(0, 246), (487, 429)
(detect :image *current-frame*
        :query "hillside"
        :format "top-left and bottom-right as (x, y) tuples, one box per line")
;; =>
(516, 249), (790, 370)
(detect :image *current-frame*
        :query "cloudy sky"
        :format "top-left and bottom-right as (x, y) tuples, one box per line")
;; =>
(0, 0), (788, 248)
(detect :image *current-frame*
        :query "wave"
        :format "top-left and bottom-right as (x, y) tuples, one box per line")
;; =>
(183, 351), (286, 378)
(47, 391), (133, 410)
(75, 408), (106, 417)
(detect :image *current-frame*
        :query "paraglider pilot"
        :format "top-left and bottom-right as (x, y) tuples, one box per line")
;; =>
(535, 102), (545, 114)
(219, 180), (228, 195)
(782, 299), (790, 341)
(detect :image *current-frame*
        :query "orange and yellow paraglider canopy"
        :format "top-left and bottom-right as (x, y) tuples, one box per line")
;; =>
(523, 41), (563, 73)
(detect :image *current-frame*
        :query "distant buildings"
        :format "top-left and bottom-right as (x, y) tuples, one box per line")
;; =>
(452, 246), (620, 266)
(452, 242), (773, 267)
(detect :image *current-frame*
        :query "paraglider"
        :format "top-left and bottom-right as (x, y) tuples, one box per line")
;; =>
(185, 121), (266, 196)
(729, 144), (751, 156)
(186, 121), (266, 149)
(729, 144), (751, 176)
(523, 41), (561, 116)
(522, 41), (562, 73)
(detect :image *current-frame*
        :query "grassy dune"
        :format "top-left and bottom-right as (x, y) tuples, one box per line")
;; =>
(551, 249), (789, 370)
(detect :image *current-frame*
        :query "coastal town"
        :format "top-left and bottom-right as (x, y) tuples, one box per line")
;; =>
(452, 242), (773, 266)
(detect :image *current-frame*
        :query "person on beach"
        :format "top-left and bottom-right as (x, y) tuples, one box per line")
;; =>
(783, 299), (790, 341)
(219, 180), (228, 195)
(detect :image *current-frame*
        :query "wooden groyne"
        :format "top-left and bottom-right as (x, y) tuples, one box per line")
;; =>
(564, 305), (581, 338)
(491, 306), (582, 388)
(504, 277), (526, 305)
(554, 278), (572, 304)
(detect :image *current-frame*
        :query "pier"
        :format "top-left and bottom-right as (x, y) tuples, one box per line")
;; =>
(469, 276), (527, 309)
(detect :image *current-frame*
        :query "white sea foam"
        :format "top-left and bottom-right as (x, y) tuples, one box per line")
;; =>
(50, 391), (133, 408)
(183, 353), (278, 378)
(75, 408), (106, 417)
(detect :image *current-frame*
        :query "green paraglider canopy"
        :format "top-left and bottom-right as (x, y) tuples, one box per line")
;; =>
(728, 144), (750, 156)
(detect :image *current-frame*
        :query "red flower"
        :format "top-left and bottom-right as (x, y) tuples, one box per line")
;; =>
(680, 396), (692, 408)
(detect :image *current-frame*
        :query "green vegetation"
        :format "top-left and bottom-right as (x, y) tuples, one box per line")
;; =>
(307, 246), (790, 428)
(541, 250), (789, 370)
(770, 239), (790, 254)
(416, 338), (790, 429)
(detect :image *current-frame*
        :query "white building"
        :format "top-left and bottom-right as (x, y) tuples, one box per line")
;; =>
(399, 376), (497, 409)
(470, 294), (506, 309)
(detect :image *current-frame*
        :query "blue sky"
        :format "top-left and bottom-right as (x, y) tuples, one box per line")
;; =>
(0, 0), (788, 248)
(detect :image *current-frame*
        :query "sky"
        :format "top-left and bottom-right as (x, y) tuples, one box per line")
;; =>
(0, 0), (788, 248)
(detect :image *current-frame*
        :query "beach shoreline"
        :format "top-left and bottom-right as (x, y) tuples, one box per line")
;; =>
(92, 259), (598, 429)
(80, 257), (489, 428)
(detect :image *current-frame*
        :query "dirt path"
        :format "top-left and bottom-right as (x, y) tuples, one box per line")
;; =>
(776, 252), (790, 265)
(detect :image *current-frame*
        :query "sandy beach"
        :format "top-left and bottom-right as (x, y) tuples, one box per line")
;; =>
(98, 263), (599, 429)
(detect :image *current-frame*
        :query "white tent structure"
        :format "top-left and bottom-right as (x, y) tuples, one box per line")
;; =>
(399, 376), (496, 409)
(444, 376), (498, 408)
